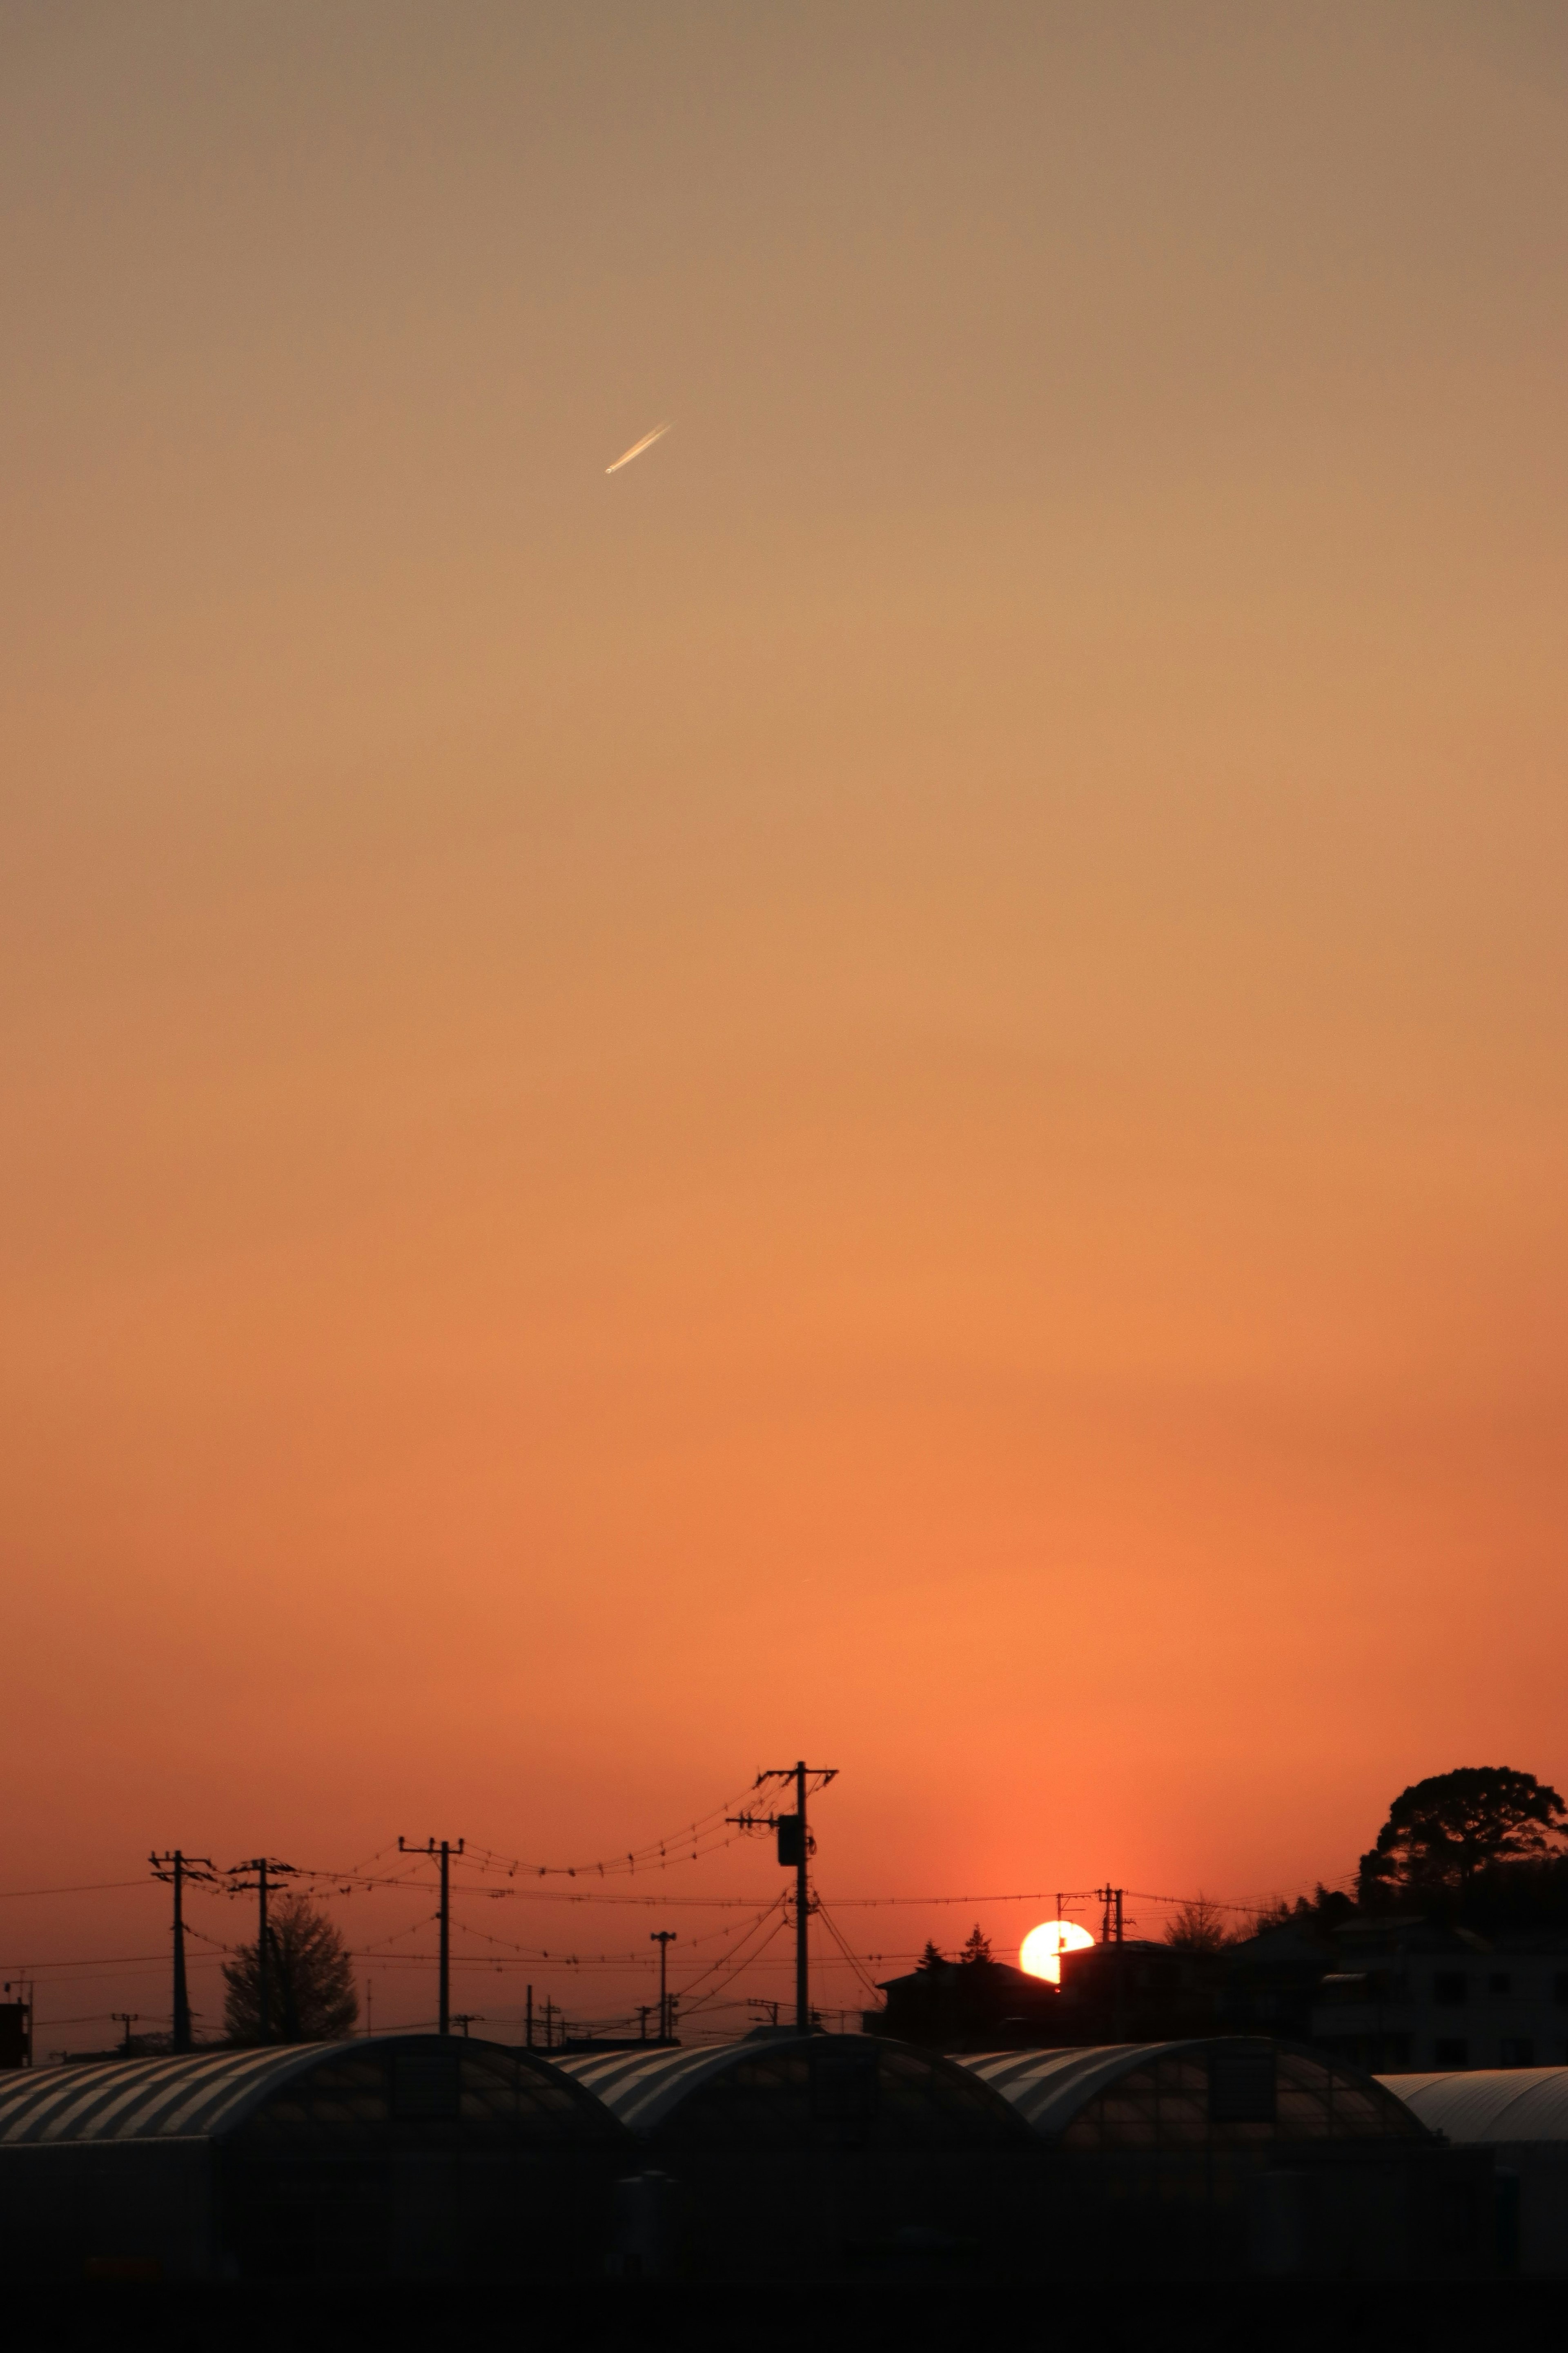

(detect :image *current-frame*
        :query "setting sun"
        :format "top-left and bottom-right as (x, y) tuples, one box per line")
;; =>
(1020, 1920), (1095, 1984)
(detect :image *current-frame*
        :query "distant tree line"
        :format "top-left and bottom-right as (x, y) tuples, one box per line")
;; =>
(1226, 1766), (1568, 1947)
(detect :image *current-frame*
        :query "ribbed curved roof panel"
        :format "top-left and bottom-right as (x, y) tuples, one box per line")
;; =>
(0, 2036), (603, 2146)
(0, 2046), (330, 2144)
(958, 2040), (1425, 2143)
(1380, 2069), (1568, 2143)
(957, 2045), (1175, 2135)
(556, 2042), (785, 2134)
(555, 2034), (1028, 2145)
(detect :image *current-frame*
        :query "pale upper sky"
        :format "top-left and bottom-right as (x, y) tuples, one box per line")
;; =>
(2, 2), (1565, 2040)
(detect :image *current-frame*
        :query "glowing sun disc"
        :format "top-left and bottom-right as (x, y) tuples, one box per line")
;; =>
(1020, 1920), (1094, 1983)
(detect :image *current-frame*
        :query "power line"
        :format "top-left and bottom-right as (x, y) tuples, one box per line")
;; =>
(0, 1882), (151, 1900)
(461, 1779), (766, 1884)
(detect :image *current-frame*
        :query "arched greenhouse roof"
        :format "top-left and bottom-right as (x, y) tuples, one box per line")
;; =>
(555, 2032), (1030, 2149)
(0, 2036), (626, 2148)
(1380, 2068), (1568, 2144)
(956, 2039), (1428, 2148)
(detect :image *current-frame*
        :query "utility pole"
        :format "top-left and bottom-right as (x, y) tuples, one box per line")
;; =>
(399, 1838), (464, 2036)
(111, 2013), (141, 2057)
(732, 1762), (837, 2033)
(790, 1762), (809, 2031)
(1097, 1884), (1126, 2040)
(450, 2014), (479, 2038)
(526, 1985), (533, 2050)
(226, 1857), (297, 2043)
(150, 1852), (214, 2054)
(650, 1931), (676, 2041)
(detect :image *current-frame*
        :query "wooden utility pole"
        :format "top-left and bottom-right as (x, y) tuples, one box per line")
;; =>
(731, 1763), (837, 2033)
(150, 1851), (214, 2053)
(399, 1838), (464, 2035)
(650, 1931), (676, 2040)
(226, 1857), (297, 2043)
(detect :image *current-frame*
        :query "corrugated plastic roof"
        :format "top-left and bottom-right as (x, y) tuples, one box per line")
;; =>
(0, 2044), (337, 2144)
(1379, 2068), (1568, 2144)
(555, 2040), (782, 2134)
(959, 2040), (1423, 2141)
(956, 2044), (1177, 2135)
(555, 2032), (1020, 2141)
(0, 2035), (589, 2146)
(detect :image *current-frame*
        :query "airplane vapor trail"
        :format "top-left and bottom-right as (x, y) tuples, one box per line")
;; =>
(605, 422), (671, 475)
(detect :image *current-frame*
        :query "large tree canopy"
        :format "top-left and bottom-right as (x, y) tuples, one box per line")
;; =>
(1359, 1766), (1568, 1900)
(223, 1891), (358, 2044)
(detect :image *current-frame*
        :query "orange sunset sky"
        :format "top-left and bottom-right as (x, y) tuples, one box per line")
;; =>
(3, 2), (1566, 2044)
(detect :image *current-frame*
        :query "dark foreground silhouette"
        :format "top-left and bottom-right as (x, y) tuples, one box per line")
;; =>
(6, 2278), (1567, 2353)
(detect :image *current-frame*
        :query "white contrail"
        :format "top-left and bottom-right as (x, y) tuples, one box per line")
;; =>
(605, 421), (671, 475)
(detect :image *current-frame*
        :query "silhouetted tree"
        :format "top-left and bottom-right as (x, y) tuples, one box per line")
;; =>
(223, 1891), (358, 2043)
(1163, 1896), (1233, 1952)
(1250, 1885), (1356, 1935)
(959, 1925), (992, 1966)
(915, 1940), (945, 1972)
(1359, 1767), (1568, 1902)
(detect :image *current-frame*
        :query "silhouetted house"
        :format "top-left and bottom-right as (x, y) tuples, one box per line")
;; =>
(0, 2036), (631, 2282)
(0, 2004), (30, 2071)
(1216, 1918), (1337, 2042)
(956, 2038), (1494, 2279)
(1056, 1939), (1223, 2043)
(866, 1958), (1061, 2051)
(1381, 2066), (1568, 2276)
(1313, 1919), (1568, 2074)
(556, 2031), (1043, 2281)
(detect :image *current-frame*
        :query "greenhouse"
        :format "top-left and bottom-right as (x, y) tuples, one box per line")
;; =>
(556, 2031), (1044, 2280)
(1382, 2067), (1568, 2276)
(0, 2035), (632, 2283)
(954, 2039), (1494, 2279)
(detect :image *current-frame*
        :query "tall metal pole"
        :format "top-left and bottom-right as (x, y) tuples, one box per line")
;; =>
(172, 1852), (190, 2053)
(1113, 1886), (1126, 2041)
(439, 1840), (450, 2037)
(256, 1858), (270, 2045)
(734, 1765), (836, 2035)
(152, 1851), (213, 2055)
(794, 1760), (809, 2032)
(650, 1931), (676, 2039)
(225, 1858), (296, 2043)
(398, 1837), (463, 2040)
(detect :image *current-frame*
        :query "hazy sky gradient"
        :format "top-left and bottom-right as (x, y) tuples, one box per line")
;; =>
(3, 1), (1566, 2041)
